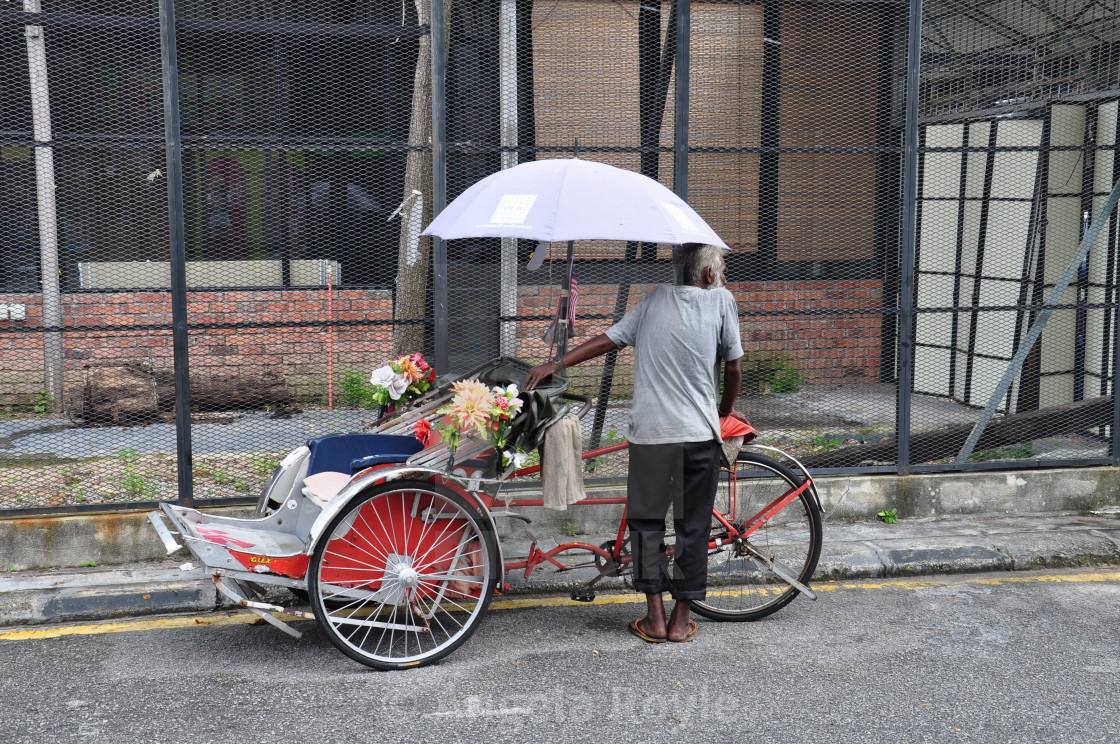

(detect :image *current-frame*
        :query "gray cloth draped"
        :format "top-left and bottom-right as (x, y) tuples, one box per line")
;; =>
(540, 414), (585, 510)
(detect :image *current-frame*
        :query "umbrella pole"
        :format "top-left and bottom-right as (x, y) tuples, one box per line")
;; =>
(555, 240), (575, 365)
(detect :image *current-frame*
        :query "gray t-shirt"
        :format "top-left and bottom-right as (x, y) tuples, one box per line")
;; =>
(606, 284), (744, 445)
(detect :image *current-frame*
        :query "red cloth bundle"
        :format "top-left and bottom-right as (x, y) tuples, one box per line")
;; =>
(720, 415), (757, 445)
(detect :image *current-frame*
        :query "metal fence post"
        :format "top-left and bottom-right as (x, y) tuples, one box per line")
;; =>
(431, 0), (449, 373)
(159, 0), (193, 506)
(1113, 291), (1120, 466)
(23, 1), (64, 412)
(498, 0), (519, 358)
(673, 0), (690, 199)
(897, 0), (923, 474)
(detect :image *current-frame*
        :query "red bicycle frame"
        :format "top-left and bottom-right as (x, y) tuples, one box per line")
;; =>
(483, 441), (812, 582)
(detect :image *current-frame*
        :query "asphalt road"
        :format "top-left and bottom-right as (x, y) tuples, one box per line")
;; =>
(2, 568), (1118, 744)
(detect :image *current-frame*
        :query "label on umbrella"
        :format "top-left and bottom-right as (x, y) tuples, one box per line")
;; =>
(488, 194), (538, 225)
(661, 202), (700, 233)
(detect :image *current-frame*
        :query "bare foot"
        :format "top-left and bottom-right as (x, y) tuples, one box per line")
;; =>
(667, 599), (695, 643)
(642, 593), (668, 638)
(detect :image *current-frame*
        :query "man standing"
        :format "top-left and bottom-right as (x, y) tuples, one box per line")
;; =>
(525, 243), (747, 643)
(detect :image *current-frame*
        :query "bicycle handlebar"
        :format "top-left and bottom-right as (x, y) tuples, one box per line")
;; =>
(562, 392), (593, 419)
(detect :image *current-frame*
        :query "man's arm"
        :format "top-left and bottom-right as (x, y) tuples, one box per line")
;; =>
(524, 333), (619, 390)
(718, 357), (748, 423)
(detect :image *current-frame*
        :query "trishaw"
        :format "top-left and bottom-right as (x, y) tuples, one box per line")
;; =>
(147, 159), (825, 670)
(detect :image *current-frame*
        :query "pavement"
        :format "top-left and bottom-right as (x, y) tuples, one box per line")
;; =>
(3, 509), (1119, 628)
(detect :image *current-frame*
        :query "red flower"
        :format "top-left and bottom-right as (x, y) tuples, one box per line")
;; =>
(413, 418), (432, 444)
(494, 397), (509, 411)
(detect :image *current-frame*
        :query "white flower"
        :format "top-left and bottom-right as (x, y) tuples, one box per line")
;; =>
(370, 365), (409, 400)
(370, 364), (394, 387)
(502, 450), (528, 469)
(387, 377), (410, 400)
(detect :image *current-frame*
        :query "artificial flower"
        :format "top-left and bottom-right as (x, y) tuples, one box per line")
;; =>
(413, 418), (432, 444)
(436, 381), (527, 473)
(502, 449), (528, 469)
(396, 355), (426, 384)
(370, 364), (410, 400)
(368, 352), (435, 408)
(444, 379), (494, 434)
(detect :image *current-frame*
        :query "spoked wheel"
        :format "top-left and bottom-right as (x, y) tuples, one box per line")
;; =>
(693, 453), (822, 622)
(308, 480), (498, 670)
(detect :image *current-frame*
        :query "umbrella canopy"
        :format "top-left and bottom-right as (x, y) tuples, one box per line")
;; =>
(421, 158), (728, 249)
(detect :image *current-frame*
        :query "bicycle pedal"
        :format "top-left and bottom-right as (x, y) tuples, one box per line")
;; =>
(570, 590), (596, 602)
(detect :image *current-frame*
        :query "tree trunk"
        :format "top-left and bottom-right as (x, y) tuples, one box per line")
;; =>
(152, 369), (292, 413)
(71, 363), (293, 424)
(70, 362), (159, 425)
(394, 0), (451, 357)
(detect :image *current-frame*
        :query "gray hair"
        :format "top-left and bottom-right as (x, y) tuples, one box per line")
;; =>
(673, 243), (724, 285)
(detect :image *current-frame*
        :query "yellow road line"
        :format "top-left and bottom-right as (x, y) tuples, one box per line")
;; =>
(0, 611), (307, 641)
(3, 570), (1118, 642)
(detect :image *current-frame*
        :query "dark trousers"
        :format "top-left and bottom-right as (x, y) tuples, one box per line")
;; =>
(626, 440), (721, 601)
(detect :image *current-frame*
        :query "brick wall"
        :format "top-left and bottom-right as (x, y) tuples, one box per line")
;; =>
(731, 280), (883, 383)
(1, 279), (882, 410)
(0, 288), (393, 410)
(515, 279), (884, 393)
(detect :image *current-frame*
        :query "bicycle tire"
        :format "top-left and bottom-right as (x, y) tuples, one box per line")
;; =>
(308, 479), (498, 670)
(692, 453), (822, 622)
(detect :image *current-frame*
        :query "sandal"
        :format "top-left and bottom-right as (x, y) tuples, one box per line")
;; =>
(668, 619), (697, 643)
(628, 618), (667, 644)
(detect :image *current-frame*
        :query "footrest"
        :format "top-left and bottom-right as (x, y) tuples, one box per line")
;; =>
(148, 510), (184, 555)
(166, 505), (305, 555)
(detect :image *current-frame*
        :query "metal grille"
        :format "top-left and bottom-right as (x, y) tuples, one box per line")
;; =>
(3, 0), (1120, 515)
(913, 1), (1120, 471)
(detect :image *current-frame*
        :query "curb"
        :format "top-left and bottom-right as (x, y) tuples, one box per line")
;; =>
(3, 515), (1119, 628)
(0, 565), (216, 627)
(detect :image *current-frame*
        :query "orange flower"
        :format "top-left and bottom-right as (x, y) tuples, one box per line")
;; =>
(445, 379), (494, 433)
(396, 355), (426, 384)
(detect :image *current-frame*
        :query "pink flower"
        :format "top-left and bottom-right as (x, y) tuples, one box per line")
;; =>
(494, 397), (509, 411)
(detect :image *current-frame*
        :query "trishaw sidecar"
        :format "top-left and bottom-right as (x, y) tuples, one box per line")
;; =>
(148, 357), (574, 670)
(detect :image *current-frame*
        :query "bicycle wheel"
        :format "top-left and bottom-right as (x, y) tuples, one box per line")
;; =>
(308, 480), (498, 670)
(693, 453), (822, 622)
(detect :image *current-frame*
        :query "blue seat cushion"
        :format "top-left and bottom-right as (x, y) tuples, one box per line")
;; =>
(305, 433), (424, 476)
(350, 452), (418, 470)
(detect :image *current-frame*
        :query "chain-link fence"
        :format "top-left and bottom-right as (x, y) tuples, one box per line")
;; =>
(2, 0), (1120, 515)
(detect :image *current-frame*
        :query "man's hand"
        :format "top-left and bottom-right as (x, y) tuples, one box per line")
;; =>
(524, 361), (559, 391)
(523, 334), (619, 390)
(721, 409), (750, 425)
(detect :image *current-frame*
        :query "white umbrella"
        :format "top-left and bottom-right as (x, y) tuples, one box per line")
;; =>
(422, 157), (728, 361)
(421, 157), (728, 248)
